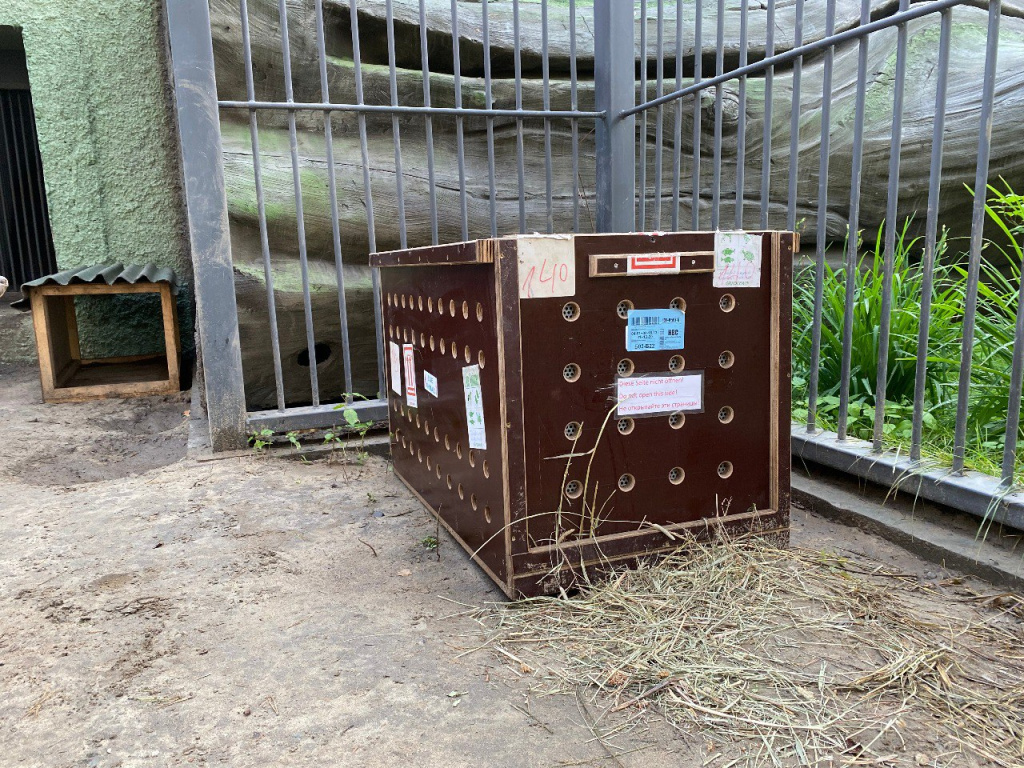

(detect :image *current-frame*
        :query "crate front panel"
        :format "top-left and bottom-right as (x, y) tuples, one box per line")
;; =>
(515, 232), (783, 563)
(381, 264), (509, 584)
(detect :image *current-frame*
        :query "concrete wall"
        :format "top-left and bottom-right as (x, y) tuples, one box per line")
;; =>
(0, 1), (192, 360)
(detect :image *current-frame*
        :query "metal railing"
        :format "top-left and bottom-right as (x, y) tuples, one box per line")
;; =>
(166, 0), (1024, 528)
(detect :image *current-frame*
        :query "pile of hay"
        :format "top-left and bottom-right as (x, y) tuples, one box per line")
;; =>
(480, 538), (1024, 767)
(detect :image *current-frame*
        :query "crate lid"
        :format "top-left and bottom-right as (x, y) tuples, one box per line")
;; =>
(10, 263), (178, 311)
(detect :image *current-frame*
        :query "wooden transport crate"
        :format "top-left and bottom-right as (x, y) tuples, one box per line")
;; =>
(371, 231), (797, 598)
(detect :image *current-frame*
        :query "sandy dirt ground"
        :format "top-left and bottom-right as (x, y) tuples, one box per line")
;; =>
(0, 362), (1014, 767)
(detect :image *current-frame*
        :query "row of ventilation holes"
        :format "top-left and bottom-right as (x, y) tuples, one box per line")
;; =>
(392, 399), (493, 525)
(560, 293), (736, 323)
(563, 461), (733, 501)
(388, 293), (485, 323)
(387, 325), (487, 370)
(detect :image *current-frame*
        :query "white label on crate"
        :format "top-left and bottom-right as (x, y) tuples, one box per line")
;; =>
(713, 231), (762, 288)
(626, 252), (681, 275)
(403, 343), (418, 408)
(517, 235), (575, 299)
(617, 372), (703, 416)
(389, 342), (402, 395)
(462, 364), (487, 450)
(424, 370), (438, 398)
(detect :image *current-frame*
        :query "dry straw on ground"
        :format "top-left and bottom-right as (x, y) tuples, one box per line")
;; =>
(479, 535), (1024, 767)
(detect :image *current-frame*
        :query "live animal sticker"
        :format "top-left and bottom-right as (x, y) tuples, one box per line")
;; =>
(626, 309), (685, 352)
(518, 235), (575, 299)
(424, 370), (438, 398)
(617, 372), (703, 417)
(389, 342), (402, 395)
(627, 253), (681, 275)
(402, 343), (418, 408)
(714, 231), (762, 288)
(462, 365), (487, 450)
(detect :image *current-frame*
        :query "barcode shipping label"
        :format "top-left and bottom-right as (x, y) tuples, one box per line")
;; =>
(617, 372), (703, 416)
(625, 308), (685, 352)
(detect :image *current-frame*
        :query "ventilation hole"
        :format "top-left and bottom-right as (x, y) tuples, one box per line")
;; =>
(476, 302), (484, 322)
(669, 467), (685, 485)
(445, 435), (451, 451)
(408, 294), (414, 308)
(563, 363), (581, 383)
(387, 294), (392, 307)
(436, 464), (442, 479)
(440, 338), (446, 354)
(562, 302), (581, 322)
(420, 332), (425, 348)
(464, 345), (471, 364)
(668, 412), (685, 429)
(428, 297), (434, 313)
(403, 328), (408, 342)
(469, 450), (476, 467)
(617, 418), (635, 435)
(433, 427), (440, 442)
(482, 460), (490, 478)
(565, 480), (583, 499)
(418, 296), (423, 311)
(415, 414), (421, 429)
(618, 473), (636, 492)
(670, 297), (686, 312)
(719, 350), (735, 369)
(430, 335), (436, 351)
(668, 355), (685, 373)
(449, 299), (456, 316)
(720, 294), (736, 312)
(446, 474), (452, 489)
(406, 411), (412, 423)
(408, 443), (414, 455)
(401, 295), (406, 308)
(478, 350), (486, 369)
(718, 461), (734, 479)
(388, 324), (393, 339)
(470, 494), (478, 511)
(437, 298), (443, 314)
(451, 344), (458, 360)
(399, 404), (405, 417)
(401, 435), (407, 448)
(426, 456), (432, 470)
(424, 419), (430, 435)
(456, 442), (463, 459)
(484, 505), (492, 524)
(616, 299), (634, 319)
(297, 342), (332, 367)
(462, 300), (469, 319)
(457, 483), (465, 500)
(617, 358), (635, 377)
(564, 421), (582, 440)
(392, 399), (399, 413)
(719, 406), (735, 424)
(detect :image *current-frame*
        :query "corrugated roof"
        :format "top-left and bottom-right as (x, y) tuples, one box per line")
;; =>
(11, 263), (178, 310)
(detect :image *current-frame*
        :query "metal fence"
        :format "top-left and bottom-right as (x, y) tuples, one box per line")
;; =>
(167, 0), (1024, 526)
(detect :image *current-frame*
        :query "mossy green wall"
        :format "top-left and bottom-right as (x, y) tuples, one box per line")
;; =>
(0, 1), (192, 357)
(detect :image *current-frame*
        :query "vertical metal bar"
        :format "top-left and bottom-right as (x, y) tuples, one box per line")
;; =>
(653, 0), (666, 230)
(759, 0), (776, 229)
(482, 0), (499, 238)
(166, 0), (248, 450)
(711, 0), (724, 230)
(277, 0), (321, 406)
(513, 0), (527, 233)
(350, 0), (387, 399)
(638, 0), (649, 230)
(691, 0), (702, 230)
(734, 0), (749, 229)
(836, 0), (872, 440)
(418, 0), (439, 244)
(594, 0), (637, 233)
(450, 0), (470, 241)
(805, 0), (836, 434)
(315, 0), (355, 402)
(569, 0), (580, 233)
(671, 0), (682, 231)
(872, 0), (910, 451)
(1001, 259), (1024, 485)
(240, 0), (286, 411)
(385, 0), (409, 250)
(786, 0), (805, 231)
(953, 0), (1002, 472)
(911, 9), (951, 462)
(542, 0), (554, 234)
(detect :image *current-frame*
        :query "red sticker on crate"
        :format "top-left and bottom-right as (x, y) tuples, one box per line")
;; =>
(627, 253), (681, 275)
(403, 343), (418, 408)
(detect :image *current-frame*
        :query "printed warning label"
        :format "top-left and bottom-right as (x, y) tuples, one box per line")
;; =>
(714, 231), (762, 288)
(403, 343), (418, 408)
(424, 370), (438, 398)
(626, 308), (685, 352)
(518, 236), (576, 299)
(617, 372), (703, 416)
(627, 253), (681, 275)
(389, 342), (402, 395)
(462, 365), (486, 450)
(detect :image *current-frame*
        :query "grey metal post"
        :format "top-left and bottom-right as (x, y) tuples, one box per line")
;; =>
(165, 0), (248, 451)
(594, 0), (636, 233)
